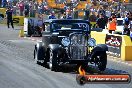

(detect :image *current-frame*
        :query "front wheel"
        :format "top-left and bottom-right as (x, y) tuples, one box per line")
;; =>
(49, 50), (59, 71)
(94, 52), (107, 71)
(34, 49), (39, 64)
(34, 46), (45, 64)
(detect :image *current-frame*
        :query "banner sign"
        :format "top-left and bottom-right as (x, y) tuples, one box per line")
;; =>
(12, 16), (24, 26)
(105, 34), (122, 57)
(0, 8), (6, 17)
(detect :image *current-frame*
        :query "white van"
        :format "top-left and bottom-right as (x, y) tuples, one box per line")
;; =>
(115, 18), (124, 32)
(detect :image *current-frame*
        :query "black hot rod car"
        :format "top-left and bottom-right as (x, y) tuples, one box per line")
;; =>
(34, 19), (108, 71)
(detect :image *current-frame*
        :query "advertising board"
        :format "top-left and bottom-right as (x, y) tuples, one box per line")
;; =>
(105, 34), (122, 57)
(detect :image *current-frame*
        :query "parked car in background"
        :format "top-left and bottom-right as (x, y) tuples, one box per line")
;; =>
(116, 18), (124, 33)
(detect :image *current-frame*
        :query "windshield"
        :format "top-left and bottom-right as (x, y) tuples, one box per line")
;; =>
(52, 23), (89, 31)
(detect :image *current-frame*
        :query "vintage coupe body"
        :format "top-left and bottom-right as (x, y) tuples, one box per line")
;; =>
(34, 19), (108, 71)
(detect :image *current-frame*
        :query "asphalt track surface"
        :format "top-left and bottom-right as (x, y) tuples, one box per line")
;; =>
(0, 24), (132, 88)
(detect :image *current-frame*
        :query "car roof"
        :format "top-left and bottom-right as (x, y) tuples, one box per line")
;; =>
(44, 19), (89, 24)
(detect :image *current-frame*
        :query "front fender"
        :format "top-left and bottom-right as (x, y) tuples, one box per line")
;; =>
(91, 44), (108, 60)
(34, 42), (45, 60)
(92, 44), (108, 53)
(35, 42), (45, 51)
(48, 44), (64, 55)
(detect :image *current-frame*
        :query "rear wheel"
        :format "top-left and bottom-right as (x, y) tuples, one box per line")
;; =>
(49, 50), (58, 71)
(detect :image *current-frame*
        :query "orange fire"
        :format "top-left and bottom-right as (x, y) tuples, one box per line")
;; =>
(78, 66), (86, 75)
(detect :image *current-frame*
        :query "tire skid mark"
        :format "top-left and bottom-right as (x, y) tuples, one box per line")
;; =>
(0, 40), (16, 48)
(0, 40), (33, 62)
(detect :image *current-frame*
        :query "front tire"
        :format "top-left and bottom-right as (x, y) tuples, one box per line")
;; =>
(34, 49), (39, 64)
(49, 50), (58, 71)
(94, 52), (107, 71)
(34, 46), (45, 64)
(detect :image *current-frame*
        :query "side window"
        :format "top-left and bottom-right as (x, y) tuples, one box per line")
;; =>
(44, 23), (50, 32)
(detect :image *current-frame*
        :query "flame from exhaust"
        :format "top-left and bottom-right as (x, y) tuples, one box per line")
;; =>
(78, 66), (86, 75)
